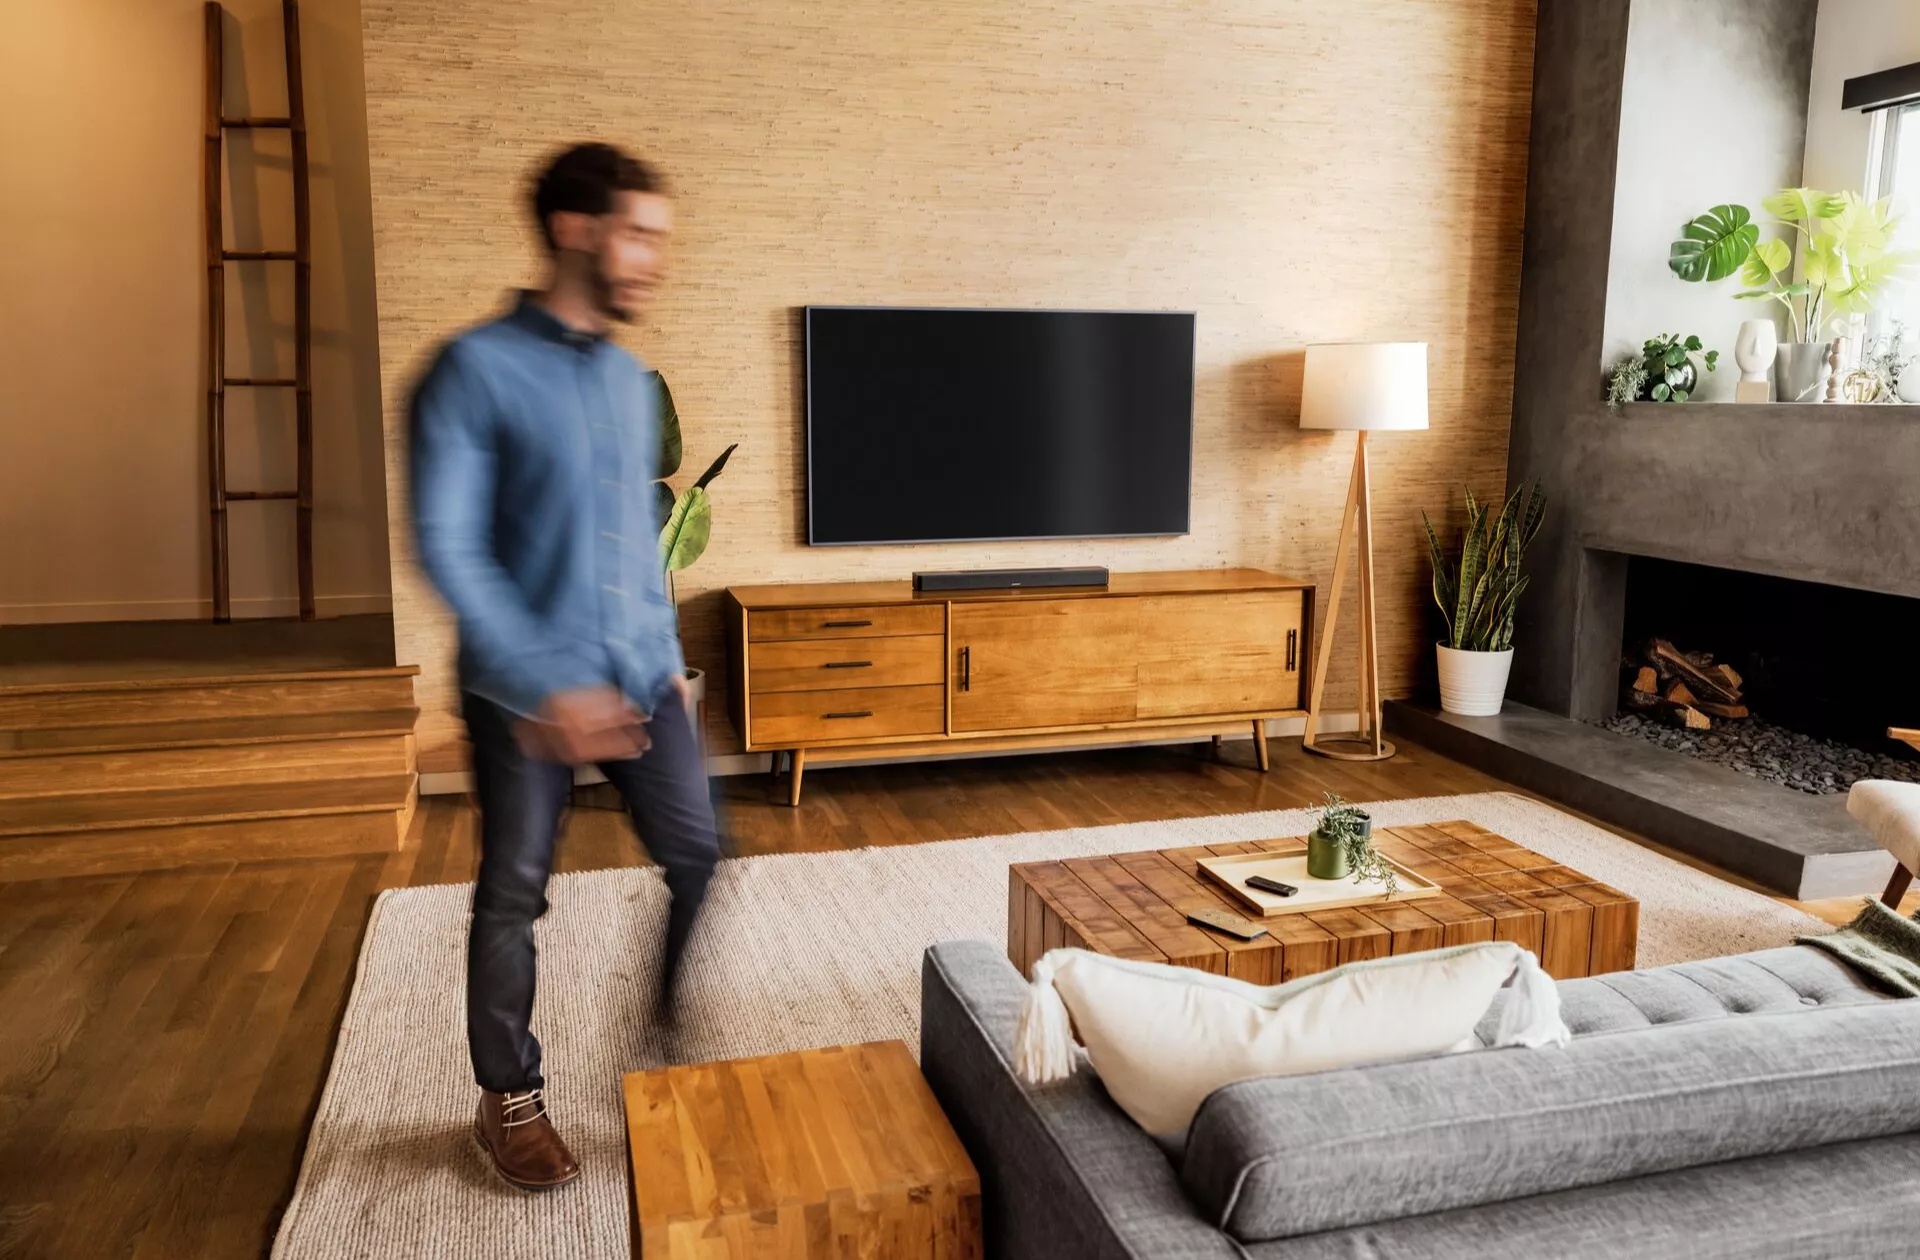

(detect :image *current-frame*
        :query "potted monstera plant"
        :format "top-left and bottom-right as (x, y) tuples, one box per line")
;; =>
(652, 373), (737, 707)
(1670, 191), (1919, 401)
(1421, 481), (1545, 717)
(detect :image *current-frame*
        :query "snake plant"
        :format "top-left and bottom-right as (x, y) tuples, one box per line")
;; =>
(1421, 481), (1546, 653)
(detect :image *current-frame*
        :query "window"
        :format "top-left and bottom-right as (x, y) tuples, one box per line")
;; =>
(1866, 102), (1920, 336)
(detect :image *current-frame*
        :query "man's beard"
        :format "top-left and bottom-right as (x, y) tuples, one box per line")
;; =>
(589, 260), (634, 324)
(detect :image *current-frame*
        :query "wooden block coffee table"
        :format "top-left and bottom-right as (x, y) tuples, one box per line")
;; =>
(622, 1039), (982, 1259)
(1008, 820), (1638, 983)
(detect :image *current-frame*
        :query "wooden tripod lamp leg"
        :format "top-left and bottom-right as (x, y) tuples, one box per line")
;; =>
(1302, 431), (1396, 762)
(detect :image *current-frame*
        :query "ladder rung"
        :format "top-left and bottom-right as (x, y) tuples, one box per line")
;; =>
(222, 116), (292, 129)
(225, 490), (299, 501)
(222, 249), (298, 261)
(223, 377), (298, 387)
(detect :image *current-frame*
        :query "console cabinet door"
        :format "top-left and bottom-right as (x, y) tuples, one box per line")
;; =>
(949, 599), (1140, 732)
(1134, 590), (1304, 719)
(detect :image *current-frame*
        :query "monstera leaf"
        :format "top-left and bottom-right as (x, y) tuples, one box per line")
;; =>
(1670, 204), (1758, 282)
(1738, 237), (1793, 289)
(657, 444), (737, 573)
(649, 372), (684, 525)
(660, 486), (712, 572)
(1762, 187), (1847, 225)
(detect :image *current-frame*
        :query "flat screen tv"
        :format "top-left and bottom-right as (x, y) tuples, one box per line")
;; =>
(805, 306), (1195, 545)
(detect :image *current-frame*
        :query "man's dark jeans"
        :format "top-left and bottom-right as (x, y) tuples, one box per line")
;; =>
(462, 690), (719, 1094)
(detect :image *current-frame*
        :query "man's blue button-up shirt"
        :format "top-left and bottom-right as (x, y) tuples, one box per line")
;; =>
(409, 294), (684, 719)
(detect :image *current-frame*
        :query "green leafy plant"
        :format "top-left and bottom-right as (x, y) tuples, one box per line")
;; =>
(1605, 334), (1718, 405)
(1421, 481), (1546, 653)
(1311, 793), (1396, 895)
(1671, 189), (1919, 342)
(650, 373), (737, 598)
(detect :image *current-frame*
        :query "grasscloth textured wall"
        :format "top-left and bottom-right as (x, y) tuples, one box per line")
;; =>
(359, 0), (1535, 766)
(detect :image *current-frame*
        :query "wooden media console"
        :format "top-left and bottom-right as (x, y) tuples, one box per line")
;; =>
(724, 569), (1313, 804)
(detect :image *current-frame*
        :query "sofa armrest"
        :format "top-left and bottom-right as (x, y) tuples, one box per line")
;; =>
(920, 941), (1242, 1260)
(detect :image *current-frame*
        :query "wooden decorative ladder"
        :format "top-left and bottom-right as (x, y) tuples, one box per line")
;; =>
(202, 0), (314, 622)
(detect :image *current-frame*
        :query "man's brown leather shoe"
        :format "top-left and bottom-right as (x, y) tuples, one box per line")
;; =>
(474, 1088), (581, 1191)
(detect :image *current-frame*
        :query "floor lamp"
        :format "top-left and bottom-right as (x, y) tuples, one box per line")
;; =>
(1298, 342), (1429, 761)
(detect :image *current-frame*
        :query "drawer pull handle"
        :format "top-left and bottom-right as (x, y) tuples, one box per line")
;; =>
(959, 645), (971, 692)
(822, 710), (873, 720)
(822, 660), (872, 669)
(822, 619), (873, 628)
(1286, 628), (1297, 671)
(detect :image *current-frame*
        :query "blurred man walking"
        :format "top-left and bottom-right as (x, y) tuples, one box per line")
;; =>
(409, 142), (717, 1191)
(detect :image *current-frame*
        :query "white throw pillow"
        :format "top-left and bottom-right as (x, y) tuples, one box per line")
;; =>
(1013, 942), (1568, 1145)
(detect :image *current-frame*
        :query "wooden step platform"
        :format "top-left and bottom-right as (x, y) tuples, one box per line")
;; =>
(0, 666), (420, 881)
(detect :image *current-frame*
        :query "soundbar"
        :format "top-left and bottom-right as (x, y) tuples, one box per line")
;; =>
(912, 566), (1110, 592)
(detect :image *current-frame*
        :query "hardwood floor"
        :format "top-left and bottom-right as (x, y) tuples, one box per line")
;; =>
(0, 734), (1901, 1258)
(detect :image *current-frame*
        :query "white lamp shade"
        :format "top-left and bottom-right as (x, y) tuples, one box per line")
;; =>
(1299, 342), (1429, 432)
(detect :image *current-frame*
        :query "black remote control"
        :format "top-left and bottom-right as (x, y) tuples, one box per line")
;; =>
(1187, 906), (1268, 941)
(1246, 875), (1299, 897)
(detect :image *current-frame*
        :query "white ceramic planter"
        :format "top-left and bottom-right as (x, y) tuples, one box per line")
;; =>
(1436, 644), (1514, 717)
(684, 667), (707, 705)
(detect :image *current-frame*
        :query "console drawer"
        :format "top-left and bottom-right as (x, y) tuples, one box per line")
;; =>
(747, 604), (944, 642)
(749, 685), (945, 745)
(749, 634), (945, 693)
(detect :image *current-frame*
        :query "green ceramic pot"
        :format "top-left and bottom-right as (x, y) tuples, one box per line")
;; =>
(1306, 811), (1371, 880)
(1306, 830), (1349, 880)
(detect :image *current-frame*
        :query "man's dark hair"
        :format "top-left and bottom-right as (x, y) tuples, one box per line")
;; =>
(530, 142), (665, 249)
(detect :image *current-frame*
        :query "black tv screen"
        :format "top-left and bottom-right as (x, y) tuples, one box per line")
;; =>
(805, 306), (1195, 545)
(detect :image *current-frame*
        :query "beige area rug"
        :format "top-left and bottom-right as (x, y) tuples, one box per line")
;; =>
(273, 791), (1827, 1258)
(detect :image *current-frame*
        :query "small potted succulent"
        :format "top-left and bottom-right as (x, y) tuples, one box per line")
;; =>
(1307, 793), (1397, 894)
(1605, 334), (1718, 407)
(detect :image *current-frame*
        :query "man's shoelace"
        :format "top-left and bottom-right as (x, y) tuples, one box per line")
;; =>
(501, 1088), (548, 1129)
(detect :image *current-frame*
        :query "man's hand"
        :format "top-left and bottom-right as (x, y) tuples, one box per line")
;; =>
(515, 686), (652, 764)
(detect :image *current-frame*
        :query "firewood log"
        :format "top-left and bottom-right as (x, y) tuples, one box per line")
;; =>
(1673, 705), (1712, 731)
(1649, 639), (1740, 705)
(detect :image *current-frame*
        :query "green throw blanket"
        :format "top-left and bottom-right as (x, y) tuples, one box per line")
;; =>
(1796, 899), (1920, 997)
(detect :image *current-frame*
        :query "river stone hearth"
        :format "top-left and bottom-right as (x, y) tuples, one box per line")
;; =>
(1601, 713), (1920, 796)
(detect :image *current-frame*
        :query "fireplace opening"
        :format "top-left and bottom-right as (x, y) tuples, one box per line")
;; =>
(1600, 556), (1920, 795)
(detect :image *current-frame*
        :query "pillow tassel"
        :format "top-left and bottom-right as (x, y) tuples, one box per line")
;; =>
(1013, 951), (1079, 1085)
(1492, 950), (1571, 1049)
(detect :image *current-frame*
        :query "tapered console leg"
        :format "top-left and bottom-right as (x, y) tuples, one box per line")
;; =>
(787, 748), (807, 808)
(1251, 720), (1270, 772)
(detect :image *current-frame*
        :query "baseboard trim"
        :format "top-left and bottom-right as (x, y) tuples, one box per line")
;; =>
(416, 712), (1357, 796)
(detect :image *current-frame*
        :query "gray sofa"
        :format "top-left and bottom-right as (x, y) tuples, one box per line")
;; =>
(920, 939), (1920, 1259)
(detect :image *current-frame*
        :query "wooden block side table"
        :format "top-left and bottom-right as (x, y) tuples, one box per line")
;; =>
(623, 1039), (982, 1260)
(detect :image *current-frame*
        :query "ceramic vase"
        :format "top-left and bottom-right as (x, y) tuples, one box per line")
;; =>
(1774, 341), (1829, 403)
(1735, 319), (1778, 401)
(1436, 644), (1515, 717)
